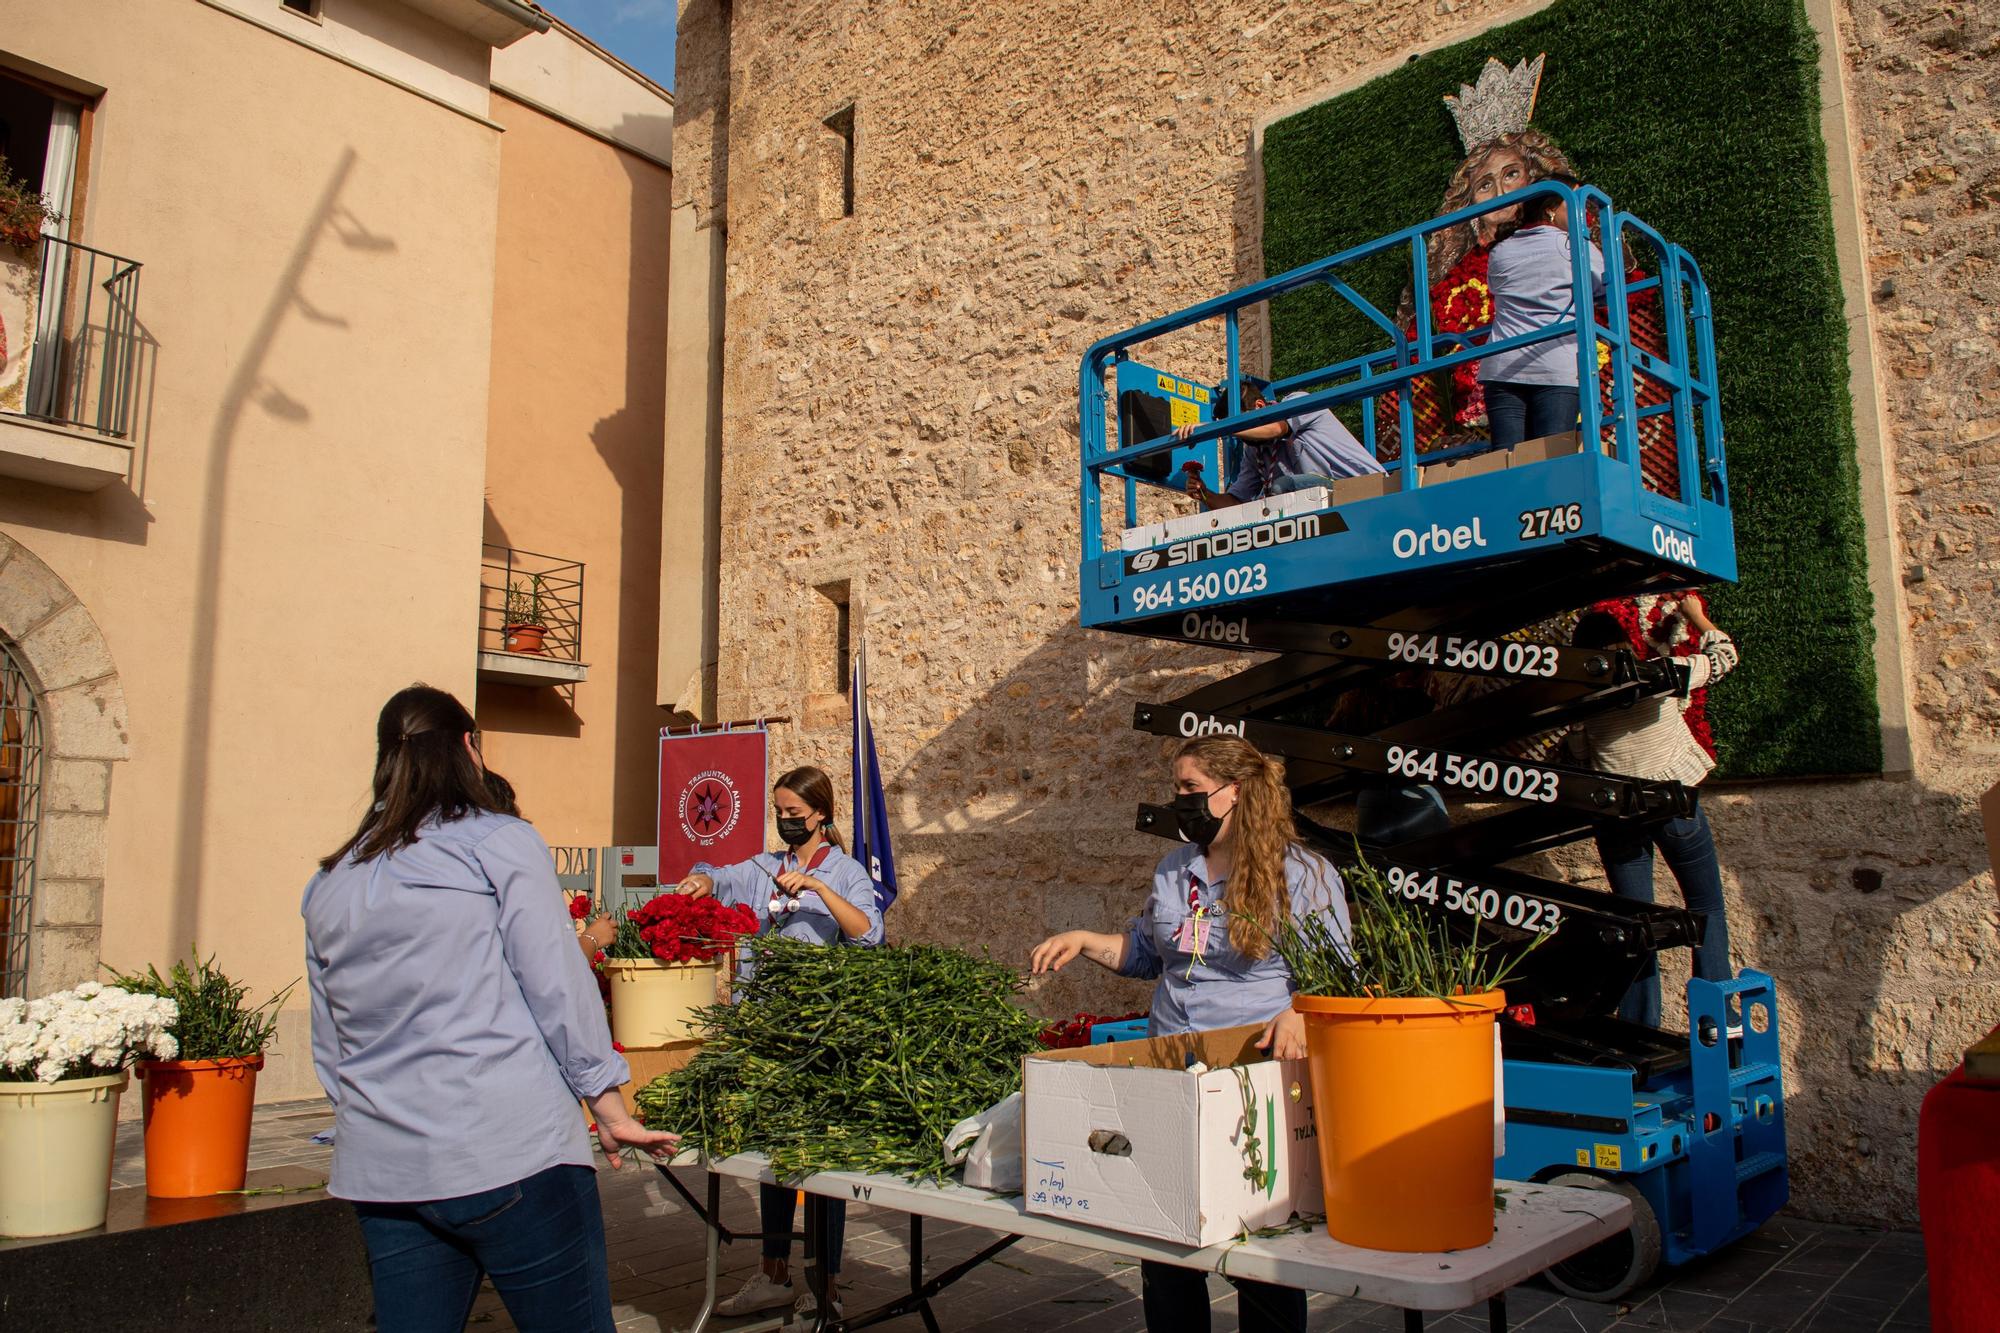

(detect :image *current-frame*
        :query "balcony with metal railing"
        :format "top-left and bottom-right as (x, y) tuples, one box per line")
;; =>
(477, 544), (588, 690)
(0, 234), (145, 491)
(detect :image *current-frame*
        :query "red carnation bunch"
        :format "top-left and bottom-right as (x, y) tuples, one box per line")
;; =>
(568, 893), (593, 921)
(612, 893), (760, 965)
(1037, 1010), (1150, 1050)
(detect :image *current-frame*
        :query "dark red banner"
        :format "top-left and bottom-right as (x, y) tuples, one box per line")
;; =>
(658, 728), (768, 883)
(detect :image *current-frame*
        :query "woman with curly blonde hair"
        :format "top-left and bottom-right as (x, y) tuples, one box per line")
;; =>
(1031, 735), (1349, 1333)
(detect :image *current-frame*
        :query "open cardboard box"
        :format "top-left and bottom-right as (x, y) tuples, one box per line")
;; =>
(1416, 429), (1609, 488)
(1022, 1024), (1320, 1247)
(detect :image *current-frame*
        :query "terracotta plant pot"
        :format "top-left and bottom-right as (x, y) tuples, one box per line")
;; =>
(1293, 990), (1504, 1252)
(604, 958), (723, 1047)
(502, 623), (546, 654)
(137, 1056), (263, 1198)
(0, 1071), (127, 1237)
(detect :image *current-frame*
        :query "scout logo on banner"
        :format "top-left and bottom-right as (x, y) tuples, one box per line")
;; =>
(658, 726), (768, 884)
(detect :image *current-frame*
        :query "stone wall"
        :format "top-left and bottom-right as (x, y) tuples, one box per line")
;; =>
(682, 0), (1999, 1225)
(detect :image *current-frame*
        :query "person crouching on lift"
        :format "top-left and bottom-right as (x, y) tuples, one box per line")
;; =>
(674, 766), (883, 1323)
(1031, 736), (1350, 1333)
(1177, 376), (1384, 510)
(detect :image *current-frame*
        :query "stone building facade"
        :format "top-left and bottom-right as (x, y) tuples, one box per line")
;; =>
(669, 0), (1998, 1225)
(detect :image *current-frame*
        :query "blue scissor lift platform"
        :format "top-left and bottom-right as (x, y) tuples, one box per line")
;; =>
(1080, 182), (1785, 1300)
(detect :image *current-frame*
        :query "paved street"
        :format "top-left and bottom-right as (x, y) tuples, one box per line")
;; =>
(116, 1102), (1932, 1333)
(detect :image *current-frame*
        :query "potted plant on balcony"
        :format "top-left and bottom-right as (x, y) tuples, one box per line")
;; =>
(0, 154), (59, 410)
(503, 575), (550, 654)
(1274, 859), (1537, 1253)
(0, 982), (180, 1236)
(601, 892), (758, 1049)
(0, 155), (58, 255)
(110, 949), (295, 1199)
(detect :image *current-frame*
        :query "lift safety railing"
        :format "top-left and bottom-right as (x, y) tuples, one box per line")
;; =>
(1076, 180), (1724, 557)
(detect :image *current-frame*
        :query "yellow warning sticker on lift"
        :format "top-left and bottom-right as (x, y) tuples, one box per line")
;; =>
(1574, 1149), (1590, 1167)
(1593, 1144), (1623, 1170)
(1156, 373), (1176, 393)
(1193, 385), (1211, 404)
(1169, 399), (1200, 428)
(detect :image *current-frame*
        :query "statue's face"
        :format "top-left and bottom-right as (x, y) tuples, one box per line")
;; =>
(1470, 146), (1530, 240)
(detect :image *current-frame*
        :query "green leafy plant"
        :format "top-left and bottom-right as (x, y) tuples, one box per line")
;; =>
(1272, 857), (1539, 1000)
(635, 936), (1046, 1181)
(503, 575), (547, 629)
(109, 948), (296, 1061)
(0, 154), (60, 252)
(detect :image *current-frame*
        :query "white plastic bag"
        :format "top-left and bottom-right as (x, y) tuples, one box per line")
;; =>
(945, 1092), (1023, 1192)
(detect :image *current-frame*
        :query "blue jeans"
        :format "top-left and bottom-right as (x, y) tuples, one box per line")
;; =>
(1268, 472), (1338, 495)
(1140, 1259), (1306, 1333)
(1595, 802), (1733, 1029)
(1485, 381), (1580, 450)
(761, 1181), (846, 1275)
(353, 1164), (612, 1333)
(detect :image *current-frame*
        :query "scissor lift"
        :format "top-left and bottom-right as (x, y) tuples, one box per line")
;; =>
(1079, 182), (1786, 1299)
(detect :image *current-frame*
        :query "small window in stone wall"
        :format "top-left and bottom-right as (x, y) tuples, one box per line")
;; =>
(819, 104), (855, 220)
(813, 581), (853, 694)
(281, 0), (324, 19)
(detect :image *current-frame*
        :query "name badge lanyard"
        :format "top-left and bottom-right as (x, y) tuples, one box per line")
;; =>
(1177, 872), (1213, 978)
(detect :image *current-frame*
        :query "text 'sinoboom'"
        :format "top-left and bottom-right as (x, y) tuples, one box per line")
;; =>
(1125, 514), (1325, 575)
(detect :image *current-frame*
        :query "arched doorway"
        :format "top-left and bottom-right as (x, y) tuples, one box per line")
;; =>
(0, 531), (129, 997)
(0, 637), (42, 998)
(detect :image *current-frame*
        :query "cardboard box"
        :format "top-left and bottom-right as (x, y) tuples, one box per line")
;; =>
(1327, 471), (1396, 506)
(1419, 445), (1514, 487)
(1022, 1025), (1320, 1247)
(1416, 430), (1600, 489)
(583, 1041), (704, 1123)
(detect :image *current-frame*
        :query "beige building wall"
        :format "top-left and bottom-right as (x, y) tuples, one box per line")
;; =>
(0, 0), (512, 1099)
(676, 0), (1999, 1225)
(477, 84), (674, 850)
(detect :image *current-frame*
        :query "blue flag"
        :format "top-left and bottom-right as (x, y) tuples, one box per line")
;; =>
(851, 639), (898, 913)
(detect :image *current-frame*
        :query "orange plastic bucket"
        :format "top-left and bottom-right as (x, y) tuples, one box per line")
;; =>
(1293, 991), (1502, 1252)
(137, 1056), (263, 1198)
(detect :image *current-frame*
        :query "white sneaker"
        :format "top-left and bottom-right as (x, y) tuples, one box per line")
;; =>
(716, 1273), (795, 1316)
(793, 1290), (843, 1323)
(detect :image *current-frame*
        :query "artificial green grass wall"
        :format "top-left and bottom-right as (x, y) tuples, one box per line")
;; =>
(1263, 0), (1881, 777)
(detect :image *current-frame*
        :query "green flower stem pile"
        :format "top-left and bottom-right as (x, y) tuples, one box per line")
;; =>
(635, 937), (1044, 1182)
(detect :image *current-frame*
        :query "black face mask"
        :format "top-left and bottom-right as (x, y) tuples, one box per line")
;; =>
(1171, 791), (1225, 847)
(776, 816), (818, 848)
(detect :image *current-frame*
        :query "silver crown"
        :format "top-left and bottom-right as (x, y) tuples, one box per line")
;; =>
(1444, 54), (1546, 152)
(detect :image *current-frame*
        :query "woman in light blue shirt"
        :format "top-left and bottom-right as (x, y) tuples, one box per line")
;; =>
(1031, 735), (1350, 1333)
(304, 685), (676, 1333)
(675, 764), (882, 1322)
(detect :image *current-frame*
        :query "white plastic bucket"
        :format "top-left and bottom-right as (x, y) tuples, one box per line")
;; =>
(0, 1071), (127, 1237)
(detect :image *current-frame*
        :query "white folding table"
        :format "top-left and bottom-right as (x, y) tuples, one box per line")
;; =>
(656, 1153), (1628, 1333)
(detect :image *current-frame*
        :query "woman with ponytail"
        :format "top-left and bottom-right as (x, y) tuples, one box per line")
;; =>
(304, 685), (677, 1333)
(1031, 736), (1350, 1333)
(673, 764), (883, 1321)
